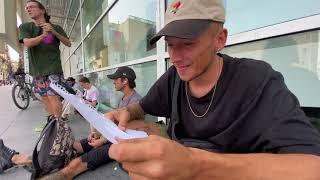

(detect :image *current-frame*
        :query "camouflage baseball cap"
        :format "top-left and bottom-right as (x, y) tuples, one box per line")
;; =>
(150, 0), (225, 45)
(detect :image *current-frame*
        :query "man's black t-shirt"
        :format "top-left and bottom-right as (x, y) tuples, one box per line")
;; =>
(140, 54), (320, 155)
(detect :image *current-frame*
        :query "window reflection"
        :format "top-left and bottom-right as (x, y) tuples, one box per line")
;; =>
(61, 47), (69, 65)
(82, 0), (112, 36)
(83, 0), (157, 72)
(223, 30), (320, 107)
(70, 46), (83, 75)
(62, 48), (70, 77)
(225, 0), (320, 34)
(69, 17), (81, 53)
(167, 0), (320, 35)
(107, 0), (157, 64)
(83, 22), (106, 71)
(63, 59), (71, 77)
(66, 0), (80, 35)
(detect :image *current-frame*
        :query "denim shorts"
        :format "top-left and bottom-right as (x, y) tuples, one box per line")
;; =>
(33, 74), (65, 96)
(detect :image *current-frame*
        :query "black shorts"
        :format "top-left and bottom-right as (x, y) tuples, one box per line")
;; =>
(80, 138), (113, 170)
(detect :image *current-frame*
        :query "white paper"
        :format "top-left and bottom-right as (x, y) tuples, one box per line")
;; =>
(50, 82), (148, 144)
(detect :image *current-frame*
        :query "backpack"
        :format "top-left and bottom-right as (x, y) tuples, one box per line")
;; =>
(30, 115), (75, 179)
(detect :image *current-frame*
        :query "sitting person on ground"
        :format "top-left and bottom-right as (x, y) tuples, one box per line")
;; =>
(38, 67), (142, 180)
(67, 77), (84, 95)
(107, 66), (142, 108)
(79, 76), (99, 108)
(78, 76), (101, 143)
(61, 77), (83, 120)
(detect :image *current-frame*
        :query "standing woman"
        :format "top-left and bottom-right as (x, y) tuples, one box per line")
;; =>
(19, 0), (71, 119)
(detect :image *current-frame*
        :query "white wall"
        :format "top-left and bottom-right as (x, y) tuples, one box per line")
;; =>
(0, 0), (5, 34)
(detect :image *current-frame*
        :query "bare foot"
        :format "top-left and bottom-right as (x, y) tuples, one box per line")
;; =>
(11, 154), (32, 165)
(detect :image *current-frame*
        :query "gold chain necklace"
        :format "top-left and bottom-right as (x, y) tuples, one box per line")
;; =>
(185, 58), (222, 118)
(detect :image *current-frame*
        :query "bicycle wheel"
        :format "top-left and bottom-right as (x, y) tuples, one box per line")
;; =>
(26, 83), (39, 101)
(12, 84), (30, 110)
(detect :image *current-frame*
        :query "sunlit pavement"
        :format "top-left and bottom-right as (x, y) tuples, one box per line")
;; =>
(0, 85), (129, 180)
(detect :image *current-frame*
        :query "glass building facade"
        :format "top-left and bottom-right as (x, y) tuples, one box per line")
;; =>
(59, 0), (320, 128)
(61, 0), (158, 115)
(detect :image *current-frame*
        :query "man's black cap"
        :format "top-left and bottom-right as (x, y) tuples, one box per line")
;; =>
(107, 66), (136, 80)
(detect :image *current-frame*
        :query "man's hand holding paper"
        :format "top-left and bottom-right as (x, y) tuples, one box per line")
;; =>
(126, 120), (161, 136)
(50, 82), (148, 144)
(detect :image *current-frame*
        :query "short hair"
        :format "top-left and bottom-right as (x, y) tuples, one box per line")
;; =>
(121, 77), (136, 89)
(66, 77), (75, 82)
(79, 77), (90, 84)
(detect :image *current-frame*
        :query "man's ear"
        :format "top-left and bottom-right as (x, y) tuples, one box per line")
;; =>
(216, 28), (228, 51)
(123, 78), (128, 84)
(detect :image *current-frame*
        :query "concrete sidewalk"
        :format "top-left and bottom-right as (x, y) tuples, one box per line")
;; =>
(0, 86), (129, 180)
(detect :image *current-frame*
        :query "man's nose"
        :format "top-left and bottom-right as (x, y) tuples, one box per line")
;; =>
(170, 50), (184, 63)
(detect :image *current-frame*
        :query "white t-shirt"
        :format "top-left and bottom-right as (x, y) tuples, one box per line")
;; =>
(84, 85), (100, 133)
(84, 85), (99, 103)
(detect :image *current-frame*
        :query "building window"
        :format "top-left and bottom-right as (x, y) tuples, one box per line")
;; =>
(61, 48), (70, 76)
(83, 0), (157, 72)
(66, 0), (80, 35)
(223, 30), (320, 107)
(83, 21), (106, 72)
(107, 0), (157, 63)
(82, 0), (114, 36)
(70, 45), (83, 75)
(69, 16), (81, 53)
(63, 57), (71, 77)
(225, 0), (320, 35)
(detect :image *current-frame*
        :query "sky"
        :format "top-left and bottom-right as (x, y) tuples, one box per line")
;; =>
(8, 45), (19, 62)
(109, 0), (156, 24)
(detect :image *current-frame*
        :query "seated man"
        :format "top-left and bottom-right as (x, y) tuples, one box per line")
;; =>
(39, 67), (142, 179)
(77, 76), (101, 144)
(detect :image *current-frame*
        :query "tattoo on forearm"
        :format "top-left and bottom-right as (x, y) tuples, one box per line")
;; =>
(126, 103), (145, 120)
(139, 127), (152, 135)
(38, 171), (68, 180)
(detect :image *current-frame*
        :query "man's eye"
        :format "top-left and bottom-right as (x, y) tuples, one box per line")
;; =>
(184, 42), (194, 46)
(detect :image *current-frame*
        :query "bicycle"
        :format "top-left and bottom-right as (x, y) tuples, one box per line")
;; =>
(11, 74), (38, 110)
